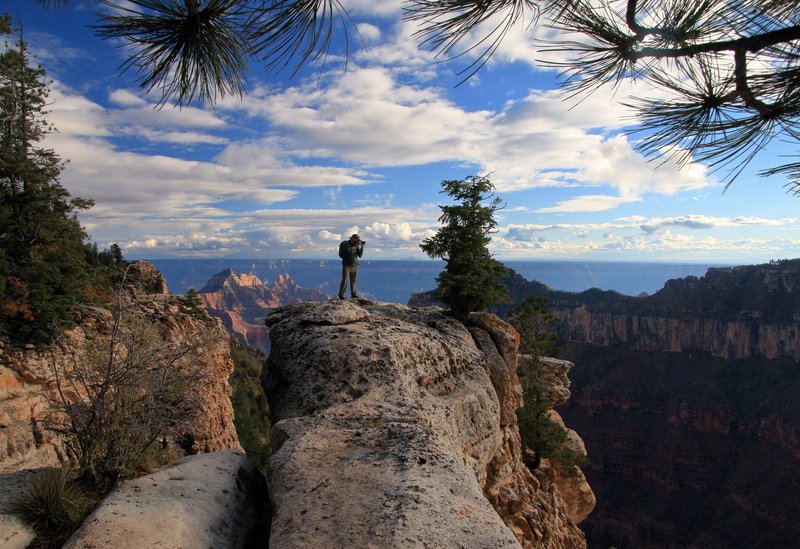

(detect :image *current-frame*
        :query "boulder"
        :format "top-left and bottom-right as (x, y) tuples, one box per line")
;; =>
(63, 450), (268, 549)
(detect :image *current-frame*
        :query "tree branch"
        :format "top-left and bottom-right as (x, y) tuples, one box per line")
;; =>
(635, 25), (800, 59)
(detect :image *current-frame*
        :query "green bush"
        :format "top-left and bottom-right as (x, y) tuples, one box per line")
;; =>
(182, 288), (207, 319)
(229, 340), (271, 473)
(510, 296), (588, 474)
(11, 465), (91, 534)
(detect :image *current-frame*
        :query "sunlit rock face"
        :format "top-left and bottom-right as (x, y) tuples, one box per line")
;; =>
(263, 299), (592, 549)
(0, 294), (240, 475)
(198, 268), (327, 354)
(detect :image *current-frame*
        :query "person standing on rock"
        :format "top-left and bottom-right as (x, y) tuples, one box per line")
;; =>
(338, 233), (365, 299)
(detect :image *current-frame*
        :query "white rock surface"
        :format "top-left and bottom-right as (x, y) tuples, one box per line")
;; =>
(63, 450), (268, 549)
(0, 469), (38, 549)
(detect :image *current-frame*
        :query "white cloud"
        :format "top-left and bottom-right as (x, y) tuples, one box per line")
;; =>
(537, 194), (640, 213)
(356, 23), (382, 43)
(636, 215), (799, 233)
(109, 89), (147, 107)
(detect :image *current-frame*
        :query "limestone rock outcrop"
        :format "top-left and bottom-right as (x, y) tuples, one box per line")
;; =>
(63, 450), (268, 549)
(553, 307), (800, 359)
(0, 295), (239, 475)
(263, 299), (593, 548)
(198, 268), (327, 354)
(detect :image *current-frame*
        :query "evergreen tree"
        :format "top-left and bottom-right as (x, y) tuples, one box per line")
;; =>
(181, 288), (206, 319)
(420, 175), (509, 322)
(509, 295), (588, 473)
(0, 32), (94, 344)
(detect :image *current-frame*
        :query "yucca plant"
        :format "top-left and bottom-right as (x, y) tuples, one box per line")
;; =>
(11, 465), (91, 533)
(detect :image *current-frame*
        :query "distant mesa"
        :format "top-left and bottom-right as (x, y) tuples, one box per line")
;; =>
(197, 268), (329, 354)
(199, 268), (263, 292)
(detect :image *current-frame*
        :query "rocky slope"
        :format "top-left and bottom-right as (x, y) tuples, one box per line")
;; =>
(263, 299), (594, 548)
(500, 260), (800, 548)
(0, 289), (240, 475)
(506, 260), (800, 361)
(0, 262), (244, 547)
(198, 268), (327, 354)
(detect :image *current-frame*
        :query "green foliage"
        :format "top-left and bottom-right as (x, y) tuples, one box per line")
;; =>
(0, 32), (95, 345)
(420, 175), (509, 321)
(83, 243), (132, 304)
(11, 465), (91, 535)
(0, 28), (129, 345)
(182, 288), (207, 319)
(229, 340), (271, 474)
(509, 296), (587, 474)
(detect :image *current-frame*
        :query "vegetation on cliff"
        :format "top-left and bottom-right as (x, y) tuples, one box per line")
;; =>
(421, 175), (509, 322)
(47, 285), (214, 487)
(229, 340), (271, 473)
(510, 296), (588, 474)
(0, 27), (129, 346)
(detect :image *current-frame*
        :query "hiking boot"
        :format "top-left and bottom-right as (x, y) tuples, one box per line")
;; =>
(351, 293), (359, 298)
(338, 293), (345, 300)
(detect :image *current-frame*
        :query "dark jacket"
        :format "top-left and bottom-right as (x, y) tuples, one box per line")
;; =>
(338, 240), (363, 267)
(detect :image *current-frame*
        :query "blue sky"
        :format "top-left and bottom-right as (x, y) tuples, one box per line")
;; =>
(10, 0), (800, 263)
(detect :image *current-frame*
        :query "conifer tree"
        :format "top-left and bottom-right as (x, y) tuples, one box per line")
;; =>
(0, 31), (94, 344)
(420, 175), (509, 322)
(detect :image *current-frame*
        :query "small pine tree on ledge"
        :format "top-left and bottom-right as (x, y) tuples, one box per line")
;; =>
(510, 296), (588, 474)
(420, 175), (509, 322)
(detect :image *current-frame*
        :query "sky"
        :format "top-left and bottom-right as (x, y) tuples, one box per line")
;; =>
(8, 0), (800, 263)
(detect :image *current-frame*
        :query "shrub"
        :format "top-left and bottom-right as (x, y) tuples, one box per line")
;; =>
(11, 465), (90, 533)
(47, 279), (214, 487)
(510, 296), (588, 474)
(229, 340), (271, 473)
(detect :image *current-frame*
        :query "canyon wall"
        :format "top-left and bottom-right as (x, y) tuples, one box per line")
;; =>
(263, 299), (594, 548)
(198, 268), (327, 354)
(529, 261), (800, 548)
(552, 308), (800, 360)
(558, 344), (800, 549)
(0, 285), (240, 474)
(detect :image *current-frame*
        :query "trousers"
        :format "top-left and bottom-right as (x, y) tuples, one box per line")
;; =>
(339, 265), (358, 297)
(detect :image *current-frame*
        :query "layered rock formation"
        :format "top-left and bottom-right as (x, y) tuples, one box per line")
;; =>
(552, 308), (800, 359)
(263, 299), (593, 548)
(198, 268), (327, 354)
(0, 276), (240, 473)
(498, 260), (800, 548)
(540, 260), (800, 360)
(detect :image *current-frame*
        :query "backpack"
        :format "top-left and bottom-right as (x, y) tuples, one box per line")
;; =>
(338, 241), (348, 259)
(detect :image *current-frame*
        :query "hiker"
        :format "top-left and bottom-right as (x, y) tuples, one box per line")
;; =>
(338, 233), (365, 299)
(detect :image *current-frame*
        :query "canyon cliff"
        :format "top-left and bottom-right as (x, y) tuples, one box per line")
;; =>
(0, 277), (240, 474)
(0, 262), (244, 547)
(263, 299), (594, 548)
(502, 260), (800, 548)
(198, 268), (327, 354)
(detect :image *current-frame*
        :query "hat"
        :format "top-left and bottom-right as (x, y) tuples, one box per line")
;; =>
(349, 233), (360, 240)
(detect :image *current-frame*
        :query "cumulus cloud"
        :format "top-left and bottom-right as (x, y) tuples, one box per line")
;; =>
(356, 23), (382, 43)
(635, 215), (799, 234)
(25, 3), (796, 261)
(108, 89), (147, 108)
(537, 194), (640, 213)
